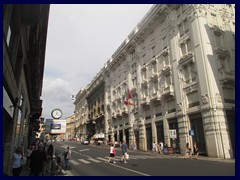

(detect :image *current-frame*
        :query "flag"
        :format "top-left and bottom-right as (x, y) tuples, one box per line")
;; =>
(124, 88), (134, 106)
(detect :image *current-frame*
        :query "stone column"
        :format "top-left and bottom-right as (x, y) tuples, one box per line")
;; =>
(139, 116), (147, 151)
(202, 95), (233, 158)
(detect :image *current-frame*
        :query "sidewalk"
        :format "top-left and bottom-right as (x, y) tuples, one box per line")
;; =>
(91, 143), (235, 164)
(128, 148), (235, 164)
(20, 158), (68, 176)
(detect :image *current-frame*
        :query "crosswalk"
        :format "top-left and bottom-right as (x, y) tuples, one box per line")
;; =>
(68, 154), (163, 165)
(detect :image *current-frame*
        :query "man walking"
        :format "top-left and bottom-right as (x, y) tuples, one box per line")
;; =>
(63, 146), (71, 169)
(120, 141), (128, 163)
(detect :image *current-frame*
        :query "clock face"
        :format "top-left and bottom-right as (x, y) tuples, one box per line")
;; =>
(51, 109), (62, 119)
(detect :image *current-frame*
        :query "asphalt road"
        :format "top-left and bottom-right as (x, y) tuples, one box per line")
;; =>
(53, 141), (235, 176)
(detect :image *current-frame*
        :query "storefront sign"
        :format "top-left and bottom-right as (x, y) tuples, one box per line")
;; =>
(169, 129), (177, 139)
(189, 129), (194, 136)
(45, 119), (66, 134)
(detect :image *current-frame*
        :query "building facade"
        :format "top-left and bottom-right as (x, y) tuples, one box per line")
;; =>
(74, 4), (235, 158)
(74, 88), (89, 141)
(65, 114), (76, 141)
(3, 4), (50, 175)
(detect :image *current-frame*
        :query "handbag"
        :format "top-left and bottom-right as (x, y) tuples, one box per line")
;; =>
(125, 153), (129, 160)
(21, 156), (27, 166)
(113, 149), (116, 155)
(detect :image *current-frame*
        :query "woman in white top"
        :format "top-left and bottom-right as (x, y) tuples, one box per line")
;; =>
(11, 146), (23, 176)
(108, 144), (116, 164)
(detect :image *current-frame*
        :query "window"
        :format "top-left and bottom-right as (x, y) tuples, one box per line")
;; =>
(179, 18), (190, 37)
(183, 19), (190, 33)
(6, 26), (11, 46)
(162, 37), (167, 50)
(151, 46), (155, 58)
(153, 82), (158, 94)
(180, 39), (192, 56)
(152, 63), (157, 74)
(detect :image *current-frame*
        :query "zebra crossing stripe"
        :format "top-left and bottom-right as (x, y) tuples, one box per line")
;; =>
(105, 156), (121, 160)
(78, 159), (91, 164)
(96, 157), (108, 161)
(87, 158), (101, 163)
(132, 155), (147, 159)
(69, 159), (80, 165)
(128, 156), (138, 159)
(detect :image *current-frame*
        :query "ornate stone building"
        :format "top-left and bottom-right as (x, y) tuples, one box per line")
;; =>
(65, 114), (76, 140)
(74, 88), (89, 140)
(74, 4), (235, 158)
(3, 4), (50, 175)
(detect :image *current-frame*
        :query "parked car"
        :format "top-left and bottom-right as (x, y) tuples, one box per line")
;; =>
(82, 139), (89, 145)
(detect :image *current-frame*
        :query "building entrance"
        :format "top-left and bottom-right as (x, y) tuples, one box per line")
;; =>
(146, 124), (152, 150)
(189, 113), (207, 155)
(168, 118), (180, 152)
(156, 121), (164, 144)
(226, 110), (235, 157)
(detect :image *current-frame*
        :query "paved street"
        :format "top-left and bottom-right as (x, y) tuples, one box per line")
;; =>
(49, 141), (235, 176)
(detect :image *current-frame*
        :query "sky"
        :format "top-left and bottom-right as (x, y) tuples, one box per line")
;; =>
(41, 4), (154, 120)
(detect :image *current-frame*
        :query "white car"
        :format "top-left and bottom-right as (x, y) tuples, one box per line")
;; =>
(82, 139), (89, 145)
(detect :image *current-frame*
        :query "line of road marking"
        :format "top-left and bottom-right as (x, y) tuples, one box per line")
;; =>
(69, 159), (80, 165)
(65, 170), (74, 176)
(87, 158), (101, 163)
(96, 157), (108, 161)
(78, 159), (91, 164)
(111, 163), (151, 176)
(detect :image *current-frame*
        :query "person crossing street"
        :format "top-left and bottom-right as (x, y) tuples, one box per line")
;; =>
(120, 141), (128, 163)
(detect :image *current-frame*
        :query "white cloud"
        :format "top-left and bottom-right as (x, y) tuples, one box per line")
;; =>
(42, 4), (153, 119)
(42, 77), (74, 119)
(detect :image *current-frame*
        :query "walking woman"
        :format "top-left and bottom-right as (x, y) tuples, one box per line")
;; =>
(11, 146), (23, 176)
(108, 144), (116, 164)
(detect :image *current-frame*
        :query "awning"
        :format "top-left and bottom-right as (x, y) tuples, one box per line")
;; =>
(93, 133), (105, 139)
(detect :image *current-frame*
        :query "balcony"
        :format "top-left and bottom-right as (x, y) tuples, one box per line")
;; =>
(179, 52), (194, 66)
(141, 66), (147, 72)
(131, 87), (137, 95)
(107, 103), (110, 110)
(150, 73), (158, 83)
(140, 96), (150, 107)
(220, 72), (234, 85)
(150, 57), (157, 64)
(112, 112), (116, 119)
(162, 48), (169, 56)
(150, 91), (161, 103)
(141, 80), (148, 88)
(161, 85), (174, 98)
(161, 65), (171, 76)
(117, 110), (122, 117)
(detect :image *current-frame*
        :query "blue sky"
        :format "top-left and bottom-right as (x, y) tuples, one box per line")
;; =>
(41, 4), (153, 119)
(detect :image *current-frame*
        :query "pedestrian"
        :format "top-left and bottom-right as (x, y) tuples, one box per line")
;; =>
(63, 146), (71, 169)
(29, 143), (47, 176)
(193, 142), (199, 159)
(172, 141), (177, 154)
(120, 141), (128, 163)
(152, 142), (156, 154)
(160, 141), (164, 154)
(131, 143), (136, 150)
(184, 142), (192, 159)
(156, 143), (161, 154)
(46, 144), (54, 173)
(11, 146), (23, 176)
(108, 144), (116, 164)
(26, 145), (34, 168)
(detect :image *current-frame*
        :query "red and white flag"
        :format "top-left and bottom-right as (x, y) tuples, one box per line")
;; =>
(124, 88), (134, 106)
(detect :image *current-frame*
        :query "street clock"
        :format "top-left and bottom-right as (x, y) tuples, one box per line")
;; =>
(51, 108), (62, 119)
